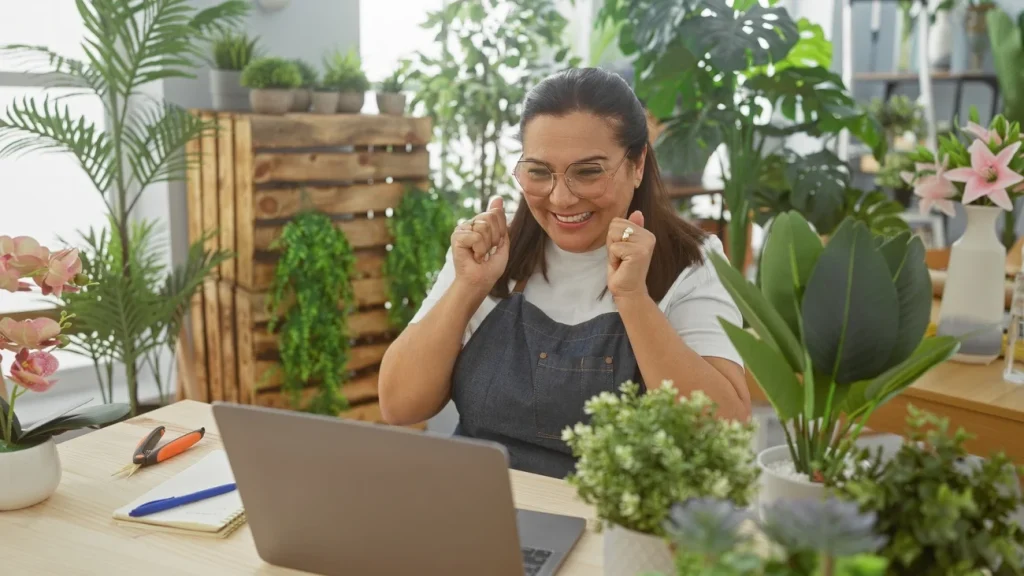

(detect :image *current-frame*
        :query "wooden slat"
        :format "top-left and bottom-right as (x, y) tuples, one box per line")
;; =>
(249, 114), (432, 148)
(217, 115), (236, 280)
(217, 282), (238, 403)
(200, 112), (220, 274)
(253, 217), (392, 252)
(253, 342), (390, 390)
(254, 372), (380, 410)
(354, 277), (388, 308)
(253, 182), (422, 220)
(202, 278), (223, 402)
(252, 248), (385, 291)
(185, 133), (208, 402)
(235, 117), (255, 291)
(252, 308), (392, 355)
(252, 150), (429, 183)
(235, 286), (255, 404)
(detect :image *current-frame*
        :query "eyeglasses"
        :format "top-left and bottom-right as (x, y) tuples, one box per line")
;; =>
(513, 154), (629, 200)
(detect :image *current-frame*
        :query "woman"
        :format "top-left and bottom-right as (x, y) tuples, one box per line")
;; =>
(379, 67), (749, 479)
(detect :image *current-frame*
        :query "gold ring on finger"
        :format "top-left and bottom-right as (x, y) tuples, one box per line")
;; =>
(621, 227), (634, 242)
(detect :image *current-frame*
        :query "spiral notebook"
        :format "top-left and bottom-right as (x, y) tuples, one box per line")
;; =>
(113, 450), (246, 538)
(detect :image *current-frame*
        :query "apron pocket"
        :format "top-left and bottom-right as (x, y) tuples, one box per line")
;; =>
(533, 353), (615, 441)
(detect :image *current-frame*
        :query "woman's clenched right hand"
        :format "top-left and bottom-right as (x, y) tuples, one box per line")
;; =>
(451, 196), (509, 293)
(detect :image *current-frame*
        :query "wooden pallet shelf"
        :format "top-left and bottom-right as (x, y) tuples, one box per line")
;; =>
(184, 111), (431, 427)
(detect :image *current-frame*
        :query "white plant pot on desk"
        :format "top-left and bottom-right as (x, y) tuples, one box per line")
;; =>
(938, 205), (1006, 364)
(756, 444), (826, 517)
(603, 523), (674, 576)
(0, 438), (61, 510)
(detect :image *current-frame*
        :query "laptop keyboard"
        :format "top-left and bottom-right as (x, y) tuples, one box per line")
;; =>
(521, 546), (553, 576)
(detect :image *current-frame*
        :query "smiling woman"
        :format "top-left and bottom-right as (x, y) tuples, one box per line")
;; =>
(378, 68), (750, 480)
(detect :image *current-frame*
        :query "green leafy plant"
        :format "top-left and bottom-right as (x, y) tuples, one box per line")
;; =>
(662, 498), (888, 576)
(868, 95), (925, 146)
(378, 61), (410, 94)
(563, 381), (758, 536)
(0, 397), (130, 453)
(877, 153), (915, 199)
(209, 31), (260, 71)
(0, 0), (247, 414)
(240, 57), (302, 89)
(988, 8), (1024, 127)
(323, 48), (369, 92)
(291, 59), (318, 88)
(409, 0), (579, 215)
(384, 187), (455, 329)
(834, 407), (1024, 576)
(710, 212), (959, 484)
(841, 189), (911, 238)
(268, 211), (355, 416)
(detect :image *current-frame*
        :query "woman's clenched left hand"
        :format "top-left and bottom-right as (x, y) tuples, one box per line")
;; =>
(606, 211), (655, 302)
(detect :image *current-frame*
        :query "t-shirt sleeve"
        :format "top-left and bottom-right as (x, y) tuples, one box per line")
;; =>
(662, 236), (743, 366)
(409, 247), (457, 325)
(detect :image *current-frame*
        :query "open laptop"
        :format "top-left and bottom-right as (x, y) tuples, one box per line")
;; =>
(212, 402), (586, 576)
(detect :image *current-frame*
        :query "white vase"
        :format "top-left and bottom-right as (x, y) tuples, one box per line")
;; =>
(0, 438), (62, 510)
(756, 444), (826, 519)
(928, 9), (954, 71)
(603, 523), (674, 576)
(938, 205), (1006, 364)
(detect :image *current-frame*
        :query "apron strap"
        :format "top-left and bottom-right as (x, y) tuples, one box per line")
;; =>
(512, 278), (528, 294)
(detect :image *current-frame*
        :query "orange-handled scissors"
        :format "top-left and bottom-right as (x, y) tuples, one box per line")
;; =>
(112, 426), (205, 478)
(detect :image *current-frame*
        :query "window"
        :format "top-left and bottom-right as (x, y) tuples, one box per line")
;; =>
(360, 0), (445, 113)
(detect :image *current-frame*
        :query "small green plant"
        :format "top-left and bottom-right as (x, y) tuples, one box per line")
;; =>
(323, 48), (369, 92)
(662, 498), (888, 576)
(384, 187), (455, 329)
(563, 382), (758, 536)
(210, 31), (260, 70)
(842, 188), (911, 237)
(240, 57), (301, 89)
(378, 61), (410, 93)
(876, 153), (915, 192)
(291, 59), (318, 88)
(834, 407), (1024, 576)
(868, 95), (925, 144)
(268, 211), (356, 416)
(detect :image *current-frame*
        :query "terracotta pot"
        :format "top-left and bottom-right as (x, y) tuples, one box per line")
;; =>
(311, 91), (340, 114)
(209, 69), (250, 112)
(249, 89), (294, 115)
(0, 438), (61, 511)
(290, 88), (312, 112)
(376, 92), (407, 116)
(337, 91), (365, 114)
(602, 523), (674, 576)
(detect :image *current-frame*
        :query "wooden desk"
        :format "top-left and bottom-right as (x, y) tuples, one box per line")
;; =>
(3, 401), (602, 575)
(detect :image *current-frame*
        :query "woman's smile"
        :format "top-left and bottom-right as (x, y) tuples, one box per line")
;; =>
(550, 211), (594, 228)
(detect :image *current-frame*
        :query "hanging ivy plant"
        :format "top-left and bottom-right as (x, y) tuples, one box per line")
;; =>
(268, 211), (356, 415)
(385, 186), (455, 329)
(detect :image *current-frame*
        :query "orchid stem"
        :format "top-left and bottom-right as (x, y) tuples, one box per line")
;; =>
(5, 386), (19, 443)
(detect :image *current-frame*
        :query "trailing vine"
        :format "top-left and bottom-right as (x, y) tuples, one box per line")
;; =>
(385, 186), (456, 329)
(268, 211), (356, 415)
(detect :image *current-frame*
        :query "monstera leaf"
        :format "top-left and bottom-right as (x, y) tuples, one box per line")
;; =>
(600, 0), (702, 56)
(844, 189), (911, 237)
(679, 0), (799, 73)
(785, 150), (851, 233)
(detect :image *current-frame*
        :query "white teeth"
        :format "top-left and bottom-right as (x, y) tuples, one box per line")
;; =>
(554, 212), (593, 224)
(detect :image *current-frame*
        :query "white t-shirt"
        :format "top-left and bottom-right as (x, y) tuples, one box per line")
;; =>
(410, 236), (743, 365)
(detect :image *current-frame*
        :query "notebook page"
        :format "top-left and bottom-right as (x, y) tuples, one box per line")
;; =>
(113, 450), (243, 533)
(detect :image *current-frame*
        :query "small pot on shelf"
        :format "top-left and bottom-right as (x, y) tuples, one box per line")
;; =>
(602, 523), (674, 576)
(311, 91), (340, 114)
(376, 92), (407, 116)
(208, 69), (250, 111)
(290, 88), (312, 112)
(0, 438), (61, 511)
(249, 89), (294, 115)
(337, 91), (365, 114)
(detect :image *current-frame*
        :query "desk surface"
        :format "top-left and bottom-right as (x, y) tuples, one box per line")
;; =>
(4, 401), (601, 576)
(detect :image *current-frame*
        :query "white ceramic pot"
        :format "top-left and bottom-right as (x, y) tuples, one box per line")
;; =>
(249, 89), (294, 115)
(209, 69), (250, 112)
(938, 205), (1006, 364)
(756, 444), (826, 518)
(337, 91), (365, 114)
(290, 88), (312, 112)
(0, 438), (62, 511)
(602, 523), (674, 576)
(376, 92), (407, 116)
(311, 91), (340, 115)
(928, 8), (953, 71)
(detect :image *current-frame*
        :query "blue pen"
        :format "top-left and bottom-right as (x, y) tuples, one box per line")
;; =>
(128, 483), (238, 518)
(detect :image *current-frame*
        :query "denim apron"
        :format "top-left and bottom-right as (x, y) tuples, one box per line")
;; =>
(451, 279), (640, 479)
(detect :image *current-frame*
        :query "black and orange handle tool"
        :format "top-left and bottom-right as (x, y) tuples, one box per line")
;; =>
(113, 426), (205, 478)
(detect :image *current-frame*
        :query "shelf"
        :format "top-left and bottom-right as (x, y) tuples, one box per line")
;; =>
(665, 183), (722, 199)
(854, 71), (997, 83)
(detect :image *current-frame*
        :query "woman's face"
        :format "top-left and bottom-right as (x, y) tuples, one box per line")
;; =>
(518, 112), (645, 253)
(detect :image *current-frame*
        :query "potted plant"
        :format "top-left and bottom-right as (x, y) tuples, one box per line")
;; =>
(877, 152), (916, 207)
(290, 59), (317, 112)
(376, 62), (409, 116)
(241, 57), (302, 115)
(658, 497), (888, 575)
(207, 31), (260, 111)
(562, 381), (758, 576)
(709, 212), (959, 511)
(867, 95), (925, 151)
(0, 236), (130, 511)
(905, 112), (1024, 363)
(834, 407), (1024, 575)
(311, 78), (340, 115)
(323, 49), (369, 114)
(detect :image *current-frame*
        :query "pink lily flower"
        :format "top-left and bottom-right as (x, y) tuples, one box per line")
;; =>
(9, 348), (59, 392)
(34, 248), (83, 297)
(902, 156), (958, 216)
(0, 317), (62, 351)
(0, 236), (49, 276)
(963, 121), (1003, 146)
(944, 140), (1024, 210)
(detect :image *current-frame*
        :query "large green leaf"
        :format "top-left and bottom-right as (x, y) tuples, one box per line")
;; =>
(720, 321), (802, 420)
(845, 188), (911, 237)
(784, 150), (851, 234)
(988, 9), (1024, 125)
(877, 233), (932, 370)
(760, 212), (823, 341)
(20, 403), (131, 441)
(679, 0), (799, 73)
(844, 336), (960, 418)
(801, 219), (900, 384)
(709, 252), (804, 372)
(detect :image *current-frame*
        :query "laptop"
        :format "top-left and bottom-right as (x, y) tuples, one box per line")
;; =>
(212, 402), (586, 576)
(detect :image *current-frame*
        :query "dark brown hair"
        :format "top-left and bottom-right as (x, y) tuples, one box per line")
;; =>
(491, 67), (707, 301)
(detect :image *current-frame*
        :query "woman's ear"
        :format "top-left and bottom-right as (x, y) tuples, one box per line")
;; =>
(633, 146), (647, 187)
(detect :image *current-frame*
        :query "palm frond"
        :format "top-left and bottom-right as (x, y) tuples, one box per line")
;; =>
(75, 0), (136, 97)
(119, 0), (202, 93)
(162, 234), (232, 349)
(123, 101), (214, 195)
(0, 96), (115, 197)
(0, 45), (108, 97)
(188, 1), (250, 40)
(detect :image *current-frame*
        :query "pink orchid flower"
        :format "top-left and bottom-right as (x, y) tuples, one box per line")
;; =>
(944, 140), (1024, 210)
(0, 317), (62, 351)
(963, 121), (1004, 146)
(34, 248), (83, 297)
(901, 156), (958, 216)
(9, 348), (59, 393)
(0, 235), (50, 276)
